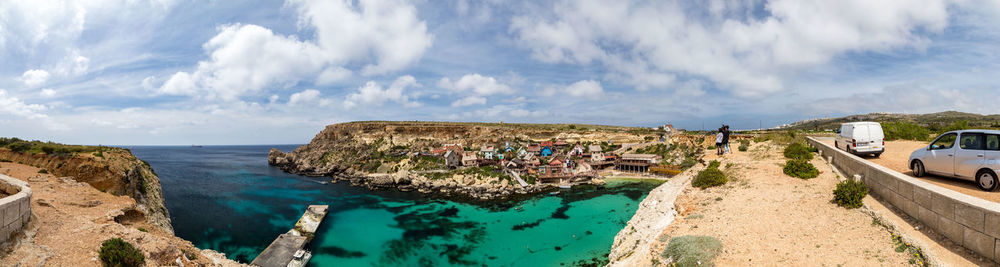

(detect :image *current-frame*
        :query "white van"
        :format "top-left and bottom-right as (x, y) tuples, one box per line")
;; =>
(835, 122), (885, 157)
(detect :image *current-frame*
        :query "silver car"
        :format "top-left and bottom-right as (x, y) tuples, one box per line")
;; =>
(909, 130), (1000, 191)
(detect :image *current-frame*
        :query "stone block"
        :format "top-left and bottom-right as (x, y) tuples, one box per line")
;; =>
(919, 206), (939, 229)
(899, 197), (919, 219)
(996, 239), (1000, 262)
(955, 203), (985, 232)
(964, 228), (995, 260)
(913, 186), (933, 208)
(987, 212), (1000, 239)
(896, 180), (913, 200)
(938, 216), (965, 245)
(3, 203), (17, 225)
(931, 194), (955, 220)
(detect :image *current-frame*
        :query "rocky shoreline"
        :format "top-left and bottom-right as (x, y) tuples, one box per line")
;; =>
(271, 148), (568, 201)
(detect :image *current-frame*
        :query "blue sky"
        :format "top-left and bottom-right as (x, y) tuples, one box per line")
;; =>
(2, 0), (1000, 145)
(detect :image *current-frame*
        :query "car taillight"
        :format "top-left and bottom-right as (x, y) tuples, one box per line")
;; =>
(882, 140), (885, 146)
(852, 139), (856, 147)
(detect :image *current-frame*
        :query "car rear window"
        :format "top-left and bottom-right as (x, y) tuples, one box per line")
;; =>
(960, 133), (985, 150)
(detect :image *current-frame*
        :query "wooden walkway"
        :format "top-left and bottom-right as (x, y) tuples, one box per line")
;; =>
(251, 205), (329, 267)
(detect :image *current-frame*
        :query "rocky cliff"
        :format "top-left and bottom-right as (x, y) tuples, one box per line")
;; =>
(0, 148), (172, 234)
(269, 121), (660, 199)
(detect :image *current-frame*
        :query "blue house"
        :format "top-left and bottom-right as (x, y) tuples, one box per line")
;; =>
(540, 146), (553, 157)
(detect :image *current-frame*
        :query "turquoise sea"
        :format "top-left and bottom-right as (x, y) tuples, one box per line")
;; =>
(130, 145), (662, 266)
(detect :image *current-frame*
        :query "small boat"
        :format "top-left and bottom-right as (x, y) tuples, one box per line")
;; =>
(549, 191), (560, 195)
(191, 145), (203, 148)
(558, 184), (572, 189)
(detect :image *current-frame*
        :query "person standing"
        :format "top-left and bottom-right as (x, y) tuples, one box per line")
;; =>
(722, 125), (731, 154)
(715, 129), (724, 156)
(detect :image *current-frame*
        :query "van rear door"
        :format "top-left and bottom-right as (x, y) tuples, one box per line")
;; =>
(854, 124), (871, 148)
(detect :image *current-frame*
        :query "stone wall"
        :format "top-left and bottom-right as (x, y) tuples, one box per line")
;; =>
(0, 174), (31, 244)
(807, 137), (1000, 261)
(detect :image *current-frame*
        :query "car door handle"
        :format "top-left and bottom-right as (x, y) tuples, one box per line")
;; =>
(948, 154), (953, 157)
(977, 154), (985, 157)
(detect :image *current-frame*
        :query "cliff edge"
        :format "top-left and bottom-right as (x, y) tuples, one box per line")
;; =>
(0, 144), (172, 234)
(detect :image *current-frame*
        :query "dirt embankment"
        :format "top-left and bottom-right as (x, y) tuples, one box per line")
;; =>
(612, 140), (917, 266)
(0, 148), (172, 234)
(0, 162), (243, 266)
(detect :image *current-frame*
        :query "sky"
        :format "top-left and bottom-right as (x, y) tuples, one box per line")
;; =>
(2, 0), (1000, 145)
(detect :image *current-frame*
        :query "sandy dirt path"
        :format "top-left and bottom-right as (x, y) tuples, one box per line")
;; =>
(820, 139), (1000, 204)
(654, 141), (913, 266)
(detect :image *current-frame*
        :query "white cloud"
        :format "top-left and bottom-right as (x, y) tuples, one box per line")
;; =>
(438, 74), (514, 95)
(344, 76), (421, 108)
(288, 89), (333, 107)
(21, 69), (51, 87)
(40, 89), (57, 97)
(510, 0), (956, 96)
(564, 80), (603, 99)
(158, 0), (433, 102)
(269, 94), (280, 104)
(451, 96), (486, 107)
(0, 90), (51, 122)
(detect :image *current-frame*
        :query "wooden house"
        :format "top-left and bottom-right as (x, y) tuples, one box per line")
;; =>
(569, 143), (585, 156)
(461, 152), (478, 166)
(444, 150), (461, 169)
(588, 145), (604, 161)
(480, 146), (496, 159)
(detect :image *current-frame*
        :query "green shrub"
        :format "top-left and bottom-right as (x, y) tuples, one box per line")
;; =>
(137, 227), (147, 232)
(6, 142), (31, 153)
(707, 160), (721, 169)
(37, 169), (48, 174)
(882, 122), (931, 141)
(41, 146), (55, 154)
(707, 145), (716, 150)
(738, 144), (748, 152)
(0, 159), (11, 163)
(783, 143), (814, 160)
(940, 120), (970, 133)
(99, 238), (145, 267)
(693, 166), (727, 189)
(834, 179), (868, 209)
(661, 235), (722, 266)
(783, 160), (818, 179)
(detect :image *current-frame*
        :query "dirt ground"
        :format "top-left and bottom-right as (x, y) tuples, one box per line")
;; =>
(0, 162), (236, 266)
(654, 141), (914, 266)
(821, 139), (1000, 204)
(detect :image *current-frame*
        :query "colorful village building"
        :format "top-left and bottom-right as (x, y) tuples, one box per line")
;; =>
(569, 143), (585, 156)
(616, 154), (662, 173)
(461, 151), (478, 166)
(480, 146), (496, 159)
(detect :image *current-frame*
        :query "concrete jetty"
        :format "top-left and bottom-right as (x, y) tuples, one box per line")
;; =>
(251, 205), (329, 267)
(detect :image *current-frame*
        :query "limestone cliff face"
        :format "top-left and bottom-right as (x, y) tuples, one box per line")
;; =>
(0, 148), (173, 234)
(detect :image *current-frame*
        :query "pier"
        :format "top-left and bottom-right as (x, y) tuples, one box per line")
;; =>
(251, 205), (329, 267)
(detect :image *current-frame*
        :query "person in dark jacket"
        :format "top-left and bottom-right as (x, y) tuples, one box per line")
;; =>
(722, 125), (731, 154)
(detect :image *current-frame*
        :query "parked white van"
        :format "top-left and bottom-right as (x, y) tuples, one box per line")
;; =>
(834, 122), (885, 157)
(909, 130), (1000, 191)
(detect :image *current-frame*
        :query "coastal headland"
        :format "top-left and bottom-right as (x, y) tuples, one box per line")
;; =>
(268, 121), (704, 200)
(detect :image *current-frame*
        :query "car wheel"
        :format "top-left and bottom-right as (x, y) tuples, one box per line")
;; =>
(912, 161), (925, 177)
(873, 153), (881, 158)
(976, 170), (998, 191)
(834, 141), (838, 149)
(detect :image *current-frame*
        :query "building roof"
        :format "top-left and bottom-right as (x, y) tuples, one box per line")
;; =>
(588, 145), (603, 152)
(527, 145), (541, 152)
(621, 153), (662, 160)
(554, 139), (568, 145)
(540, 141), (553, 147)
(549, 158), (563, 166)
(480, 146), (495, 152)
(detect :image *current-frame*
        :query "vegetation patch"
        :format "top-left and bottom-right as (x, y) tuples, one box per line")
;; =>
(37, 169), (48, 174)
(99, 238), (145, 267)
(892, 233), (926, 266)
(660, 235), (722, 266)
(882, 122), (932, 141)
(783, 143), (814, 161)
(783, 159), (819, 179)
(833, 179), (868, 209)
(693, 160), (727, 189)
(1, 137), (113, 155)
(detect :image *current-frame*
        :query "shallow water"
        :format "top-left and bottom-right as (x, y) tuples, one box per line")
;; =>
(130, 145), (662, 266)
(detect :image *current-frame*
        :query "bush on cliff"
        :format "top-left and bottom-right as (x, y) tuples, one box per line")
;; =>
(783, 143), (814, 161)
(6, 141), (31, 153)
(783, 159), (819, 179)
(661, 235), (722, 266)
(834, 179), (868, 209)
(693, 161), (727, 189)
(99, 238), (145, 267)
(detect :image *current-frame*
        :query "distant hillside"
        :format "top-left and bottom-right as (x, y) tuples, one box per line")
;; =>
(787, 111), (1000, 131)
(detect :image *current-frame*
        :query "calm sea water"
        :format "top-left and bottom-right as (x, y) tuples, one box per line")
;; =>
(129, 145), (662, 266)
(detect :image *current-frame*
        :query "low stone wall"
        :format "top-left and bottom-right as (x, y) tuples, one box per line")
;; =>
(0, 174), (32, 244)
(807, 137), (1000, 261)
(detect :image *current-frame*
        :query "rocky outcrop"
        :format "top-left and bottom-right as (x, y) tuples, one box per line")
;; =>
(269, 121), (657, 200)
(0, 148), (172, 234)
(607, 166), (699, 266)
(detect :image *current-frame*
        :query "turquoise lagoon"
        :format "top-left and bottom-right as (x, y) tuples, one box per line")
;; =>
(130, 145), (662, 266)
